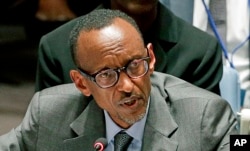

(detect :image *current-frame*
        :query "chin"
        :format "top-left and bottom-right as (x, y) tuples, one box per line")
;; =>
(121, 111), (146, 125)
(126, 4), (155, 15)
(117, 0), (156, 14)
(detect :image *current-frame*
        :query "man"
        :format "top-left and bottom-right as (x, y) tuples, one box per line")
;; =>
(0, 9), (237, 151)
(35, 0), (223, 95)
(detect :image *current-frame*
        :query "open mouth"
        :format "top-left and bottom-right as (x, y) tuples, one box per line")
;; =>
(119, 96), (142, 110)
(124, 99), (137, 106)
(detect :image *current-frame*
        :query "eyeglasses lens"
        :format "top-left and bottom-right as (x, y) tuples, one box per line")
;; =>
(95, 59), (149, 88)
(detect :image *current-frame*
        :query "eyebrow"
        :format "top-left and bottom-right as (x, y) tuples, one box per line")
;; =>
(90, 56), (145, 76)
(83, 48), (149, 75)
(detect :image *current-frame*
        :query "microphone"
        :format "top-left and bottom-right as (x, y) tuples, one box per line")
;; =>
(94, 138), (108, 151)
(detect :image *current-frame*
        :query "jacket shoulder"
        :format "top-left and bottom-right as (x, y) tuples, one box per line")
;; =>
(151, 72), (222, 101)
(37, 83), (90, 119)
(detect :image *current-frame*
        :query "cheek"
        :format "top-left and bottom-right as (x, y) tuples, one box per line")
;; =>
(90, 88), (117, 111)
(140, 75), (151, 92)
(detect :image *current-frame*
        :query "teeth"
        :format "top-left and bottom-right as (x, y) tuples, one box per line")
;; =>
(120, 96), (139, 105)
(124, 99), (133, 103)
(124, 99), (136, 106)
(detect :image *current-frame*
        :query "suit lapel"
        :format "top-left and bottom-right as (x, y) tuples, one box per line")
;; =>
(62, 100), (106, 151)
(63, 73), (179, 150)
(142, 85), (178, 151)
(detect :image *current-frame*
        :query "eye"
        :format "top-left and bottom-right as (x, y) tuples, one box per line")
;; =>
(97, 69), (115, 79)
(96, 69), (116, 80)
(129, 59), (141, 68)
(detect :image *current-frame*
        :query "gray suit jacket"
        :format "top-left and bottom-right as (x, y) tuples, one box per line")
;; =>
(0, 72), (237, 151)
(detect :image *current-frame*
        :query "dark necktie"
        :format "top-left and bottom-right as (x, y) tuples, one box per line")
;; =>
(114, 132), (133, 151)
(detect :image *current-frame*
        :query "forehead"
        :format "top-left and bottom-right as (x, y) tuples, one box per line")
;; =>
(77, 19), (145, 72)
(78, 18), (143, 48)
(76, 18), (145, 69)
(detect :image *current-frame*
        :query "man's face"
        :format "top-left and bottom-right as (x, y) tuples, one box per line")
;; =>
(74, 18), (155, 128)
(110, 0), (158, 14)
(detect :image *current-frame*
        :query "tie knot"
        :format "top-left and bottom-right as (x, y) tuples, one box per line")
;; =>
(114, 131), (133, 151)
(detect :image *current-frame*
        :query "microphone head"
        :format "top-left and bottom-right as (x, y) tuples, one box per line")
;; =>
(94, 138), (108, 151)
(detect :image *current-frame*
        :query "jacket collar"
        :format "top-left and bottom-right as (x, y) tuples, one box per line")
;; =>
(63, 100), (106, 151)
(141, 84), (178, 151)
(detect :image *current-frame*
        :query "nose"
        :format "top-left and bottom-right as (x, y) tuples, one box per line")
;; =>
(116, 71), (134, 93)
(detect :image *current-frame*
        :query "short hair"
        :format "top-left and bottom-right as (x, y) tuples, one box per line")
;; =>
(69, 9), (143, 66)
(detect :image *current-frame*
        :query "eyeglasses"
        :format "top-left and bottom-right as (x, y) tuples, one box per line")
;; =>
(78, 56), (150, 89)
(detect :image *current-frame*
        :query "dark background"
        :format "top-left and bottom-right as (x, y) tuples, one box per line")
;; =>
(0, 0), (101, 135)
(0, 0), (36, 134)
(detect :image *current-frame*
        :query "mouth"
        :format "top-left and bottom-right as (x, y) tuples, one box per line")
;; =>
(124, 99), (136, 106)
(119, 95), (142, 110)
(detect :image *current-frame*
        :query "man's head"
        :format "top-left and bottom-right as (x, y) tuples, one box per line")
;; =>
(103, 0), (159, 32)
(69, 9), (156, 129)
(109, 0), (158, 14)
(109, 0), (159, 32)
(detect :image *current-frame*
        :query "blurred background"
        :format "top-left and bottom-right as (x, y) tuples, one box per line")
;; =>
(0, 0), (37, 135)
(0, 0), (101, 135)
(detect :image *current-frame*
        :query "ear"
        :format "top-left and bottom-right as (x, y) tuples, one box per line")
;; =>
(70, 70), (92, 96)
(146, 43), (156, 73)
